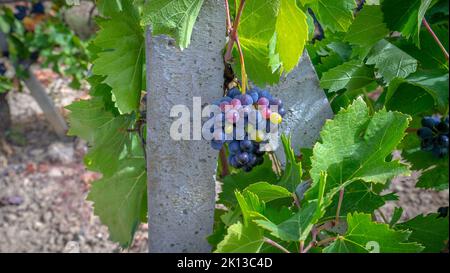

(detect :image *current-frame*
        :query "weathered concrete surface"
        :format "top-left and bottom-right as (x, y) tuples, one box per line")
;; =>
(268, 51), (334, 163)
(146, 0), (225, 253)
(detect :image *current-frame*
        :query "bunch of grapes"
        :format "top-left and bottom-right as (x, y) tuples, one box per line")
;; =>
(13, 2), (45, 21)
(417, 116), (449, 158)
(0, 63), (6, 76)
(31, 2), (45, 15)
(14, 5), (28, 21)
(208, 87), (286, 172)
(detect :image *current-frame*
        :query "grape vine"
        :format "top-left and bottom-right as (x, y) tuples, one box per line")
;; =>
(51, 0), (449, 252)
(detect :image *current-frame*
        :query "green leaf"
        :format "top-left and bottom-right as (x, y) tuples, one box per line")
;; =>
(88, 158), (147, 248)
(244, 182), (292, 203)
(235, 0), (280, 85)
(396, 26), (449, 70)
(306, 97), (411, 201)
(303, 0), (357, 32)
(275, 0), (309, 72)
(389, 207), (404, 227)
(324, 213), (424, 253)
(323, 181), (397, 220)
(320, 60), (374, 93)
(0, 76), (12, 93)
(66, 97), (115, 143)
(381, 0), (433, 46)
(386, 72), (449, 114)
(403, 145), (449, 191)
(93, 1), (144, 113)
(255, 172), (328, 242)
(366, 39), (418, 83)
(235, 190), (266, 226)
(278, 134), (303, 192)
(84, 115), (134, 176)
(255, 201), (319, 242)
(396, 213), (449, 253)
(96, 0), (123, 17)
(141, 0), (204, 49)
(215, 221), (264, 253)
(219, 154), (278, 206)
(345, 5), (389, 48)
(384, 79), (436, 116)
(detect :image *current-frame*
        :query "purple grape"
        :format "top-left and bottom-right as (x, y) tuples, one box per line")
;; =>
(248, 90), (259, 103)
(422, 116), (440, 129)
(240, 140), (254, 152)
(236, 152), (250, 165)
(270, 98), (283, 107)
(229, 141), (241, 154)
(227, 88), (241, 98)
(417, 127), (433, 139)
(257, 97), (270, 106)
(239, 94), (254, 106)
(437, 122), (449, 133)
(260, 90), (273, 100)
(211, 141), (223, 151)
(437, 135), (449, 147)
(247, 153), (257, 167)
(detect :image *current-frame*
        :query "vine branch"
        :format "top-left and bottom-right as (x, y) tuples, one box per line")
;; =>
(224, 0), (248, 93)
(263, 237), (291, 253)
(335, 188), (345, 224)
(422, 18), (449, 61)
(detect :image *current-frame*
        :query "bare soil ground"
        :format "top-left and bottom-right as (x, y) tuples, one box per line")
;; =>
(0, 70), (147, 253)
(0, 69), (448, 253)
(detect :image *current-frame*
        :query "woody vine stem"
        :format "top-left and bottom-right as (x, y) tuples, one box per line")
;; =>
(224, 0), (248, 94)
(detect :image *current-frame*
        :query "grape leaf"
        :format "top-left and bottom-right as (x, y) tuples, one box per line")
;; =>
(235, 190), (266, 226)
(320, 60), (374, 93)
(366, 40), (418, 83)
(381, 0), (432, 46)
(244, 182), (292, 203)
(215, 221), (264, 253)
(234, 0), (280, 85)
(389, 207), (404, 227)
(396, 213), (449, 253)
(92, 1), (144, 113)
(219, 154), (278, 206)
(386, 72), (449, 114)
(306, 97), (411, 201)
(403, 145), (449, 191)
(315, 52), (345, 77)
(84, 115), (134, 176)
(275, 0), (309, 72)
(322, 181), (398, 220)
(88, 158), (147, 248)
(302, 0), (356, 32)
(345, 5), (389, 48)
(278, 134), (303, 192)
(324, 213), (424, 253)
(96, 0), (123, 17)
(66, 97), (115, 143)
(141, 0), (204, 49)
(384, 80), (435, 116)
(396, 26), (449, 70)
(254, 172), (327, 242)
(255, 201), (318, 242)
